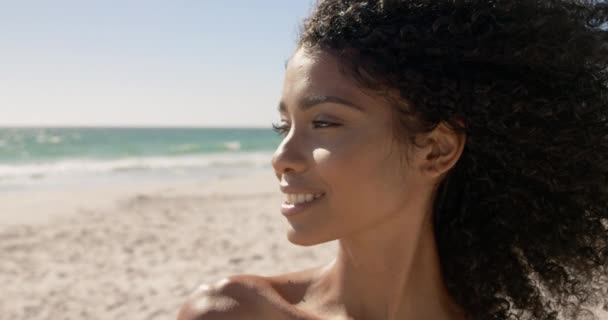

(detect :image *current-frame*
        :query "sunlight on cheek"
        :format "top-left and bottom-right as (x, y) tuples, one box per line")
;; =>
(312, 148), (331, 162)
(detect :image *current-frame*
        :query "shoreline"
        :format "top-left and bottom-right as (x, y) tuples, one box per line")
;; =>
(0, 169), (272, 225)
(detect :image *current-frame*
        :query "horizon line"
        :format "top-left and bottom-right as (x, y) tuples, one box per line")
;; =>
(0, 124), (273, 129)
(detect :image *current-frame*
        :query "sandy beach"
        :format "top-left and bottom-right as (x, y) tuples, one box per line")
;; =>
(0, 171), (337, 320)
(2, 171), (606, 320)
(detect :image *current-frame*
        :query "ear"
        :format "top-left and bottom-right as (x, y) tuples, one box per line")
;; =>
(417, 120), (466, 181)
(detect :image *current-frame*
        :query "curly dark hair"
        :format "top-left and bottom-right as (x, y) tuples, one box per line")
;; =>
(297, 0), (608, 319)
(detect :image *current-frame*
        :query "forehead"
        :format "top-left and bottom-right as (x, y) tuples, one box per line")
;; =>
(283, 48), (364, 102)
(281, 47), (399, 128)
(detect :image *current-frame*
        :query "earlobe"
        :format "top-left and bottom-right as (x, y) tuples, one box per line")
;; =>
(421, 140), (445, 178)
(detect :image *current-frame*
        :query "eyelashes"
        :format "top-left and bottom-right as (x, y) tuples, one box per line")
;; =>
(271, 121), (339, 136)
(271, 122), (290, 136)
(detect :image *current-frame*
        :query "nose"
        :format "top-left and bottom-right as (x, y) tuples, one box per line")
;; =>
(271, 133), (308, 180)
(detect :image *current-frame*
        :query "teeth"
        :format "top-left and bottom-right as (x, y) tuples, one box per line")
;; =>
(286, 193), (324, 204)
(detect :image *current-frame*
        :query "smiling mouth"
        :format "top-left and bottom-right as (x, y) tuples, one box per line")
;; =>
(284, 193), (326, 205)
(281, 193), (326, 216)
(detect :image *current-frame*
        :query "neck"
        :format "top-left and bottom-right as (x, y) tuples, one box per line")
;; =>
(307, 210), (465, 320)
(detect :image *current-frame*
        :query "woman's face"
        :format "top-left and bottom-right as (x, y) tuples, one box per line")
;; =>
(272, 47), (428, 246)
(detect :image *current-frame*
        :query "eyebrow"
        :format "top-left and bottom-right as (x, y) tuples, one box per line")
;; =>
(278, 95), (364, 113)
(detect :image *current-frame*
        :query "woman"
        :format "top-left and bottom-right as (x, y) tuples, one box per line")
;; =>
(178, 0), (608, 319)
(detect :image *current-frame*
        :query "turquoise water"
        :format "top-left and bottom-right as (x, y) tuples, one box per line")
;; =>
(0, 127), (282, 189)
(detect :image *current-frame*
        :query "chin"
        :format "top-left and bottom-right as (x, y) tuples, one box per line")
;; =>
(286, 228), (336, 247)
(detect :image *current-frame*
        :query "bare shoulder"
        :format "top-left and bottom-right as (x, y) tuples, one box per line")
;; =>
(176, 269), (324, 320)
(263, 267), (323, 304)
(176, 275), (266, 320)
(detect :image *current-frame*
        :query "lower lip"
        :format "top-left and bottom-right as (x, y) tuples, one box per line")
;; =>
(281, 194), (325, 217)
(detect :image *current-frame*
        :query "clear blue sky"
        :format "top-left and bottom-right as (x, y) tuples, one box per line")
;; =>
(0, 1), (315, 127)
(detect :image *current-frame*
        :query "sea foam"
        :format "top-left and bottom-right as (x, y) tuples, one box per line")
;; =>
(0, 152), (273, 180)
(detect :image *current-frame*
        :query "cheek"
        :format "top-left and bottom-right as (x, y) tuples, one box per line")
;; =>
(313, 134), (406, 219)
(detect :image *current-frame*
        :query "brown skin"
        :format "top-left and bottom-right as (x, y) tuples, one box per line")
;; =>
(177, 47), (468, 320)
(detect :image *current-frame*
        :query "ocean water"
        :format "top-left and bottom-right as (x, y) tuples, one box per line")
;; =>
(0, 127), (282, 190)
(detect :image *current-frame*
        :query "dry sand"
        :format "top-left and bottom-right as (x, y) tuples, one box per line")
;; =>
(0, 171), (337, 320)
(1, 171), (606, 320)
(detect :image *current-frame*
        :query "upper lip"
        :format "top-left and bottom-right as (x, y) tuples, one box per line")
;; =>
(280, 186), (325, 195)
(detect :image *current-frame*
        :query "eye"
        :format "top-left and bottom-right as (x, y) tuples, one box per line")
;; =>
(271, 122), (290, 136)
(312, 121), (339, 129)
(270, 121), (339, 137)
